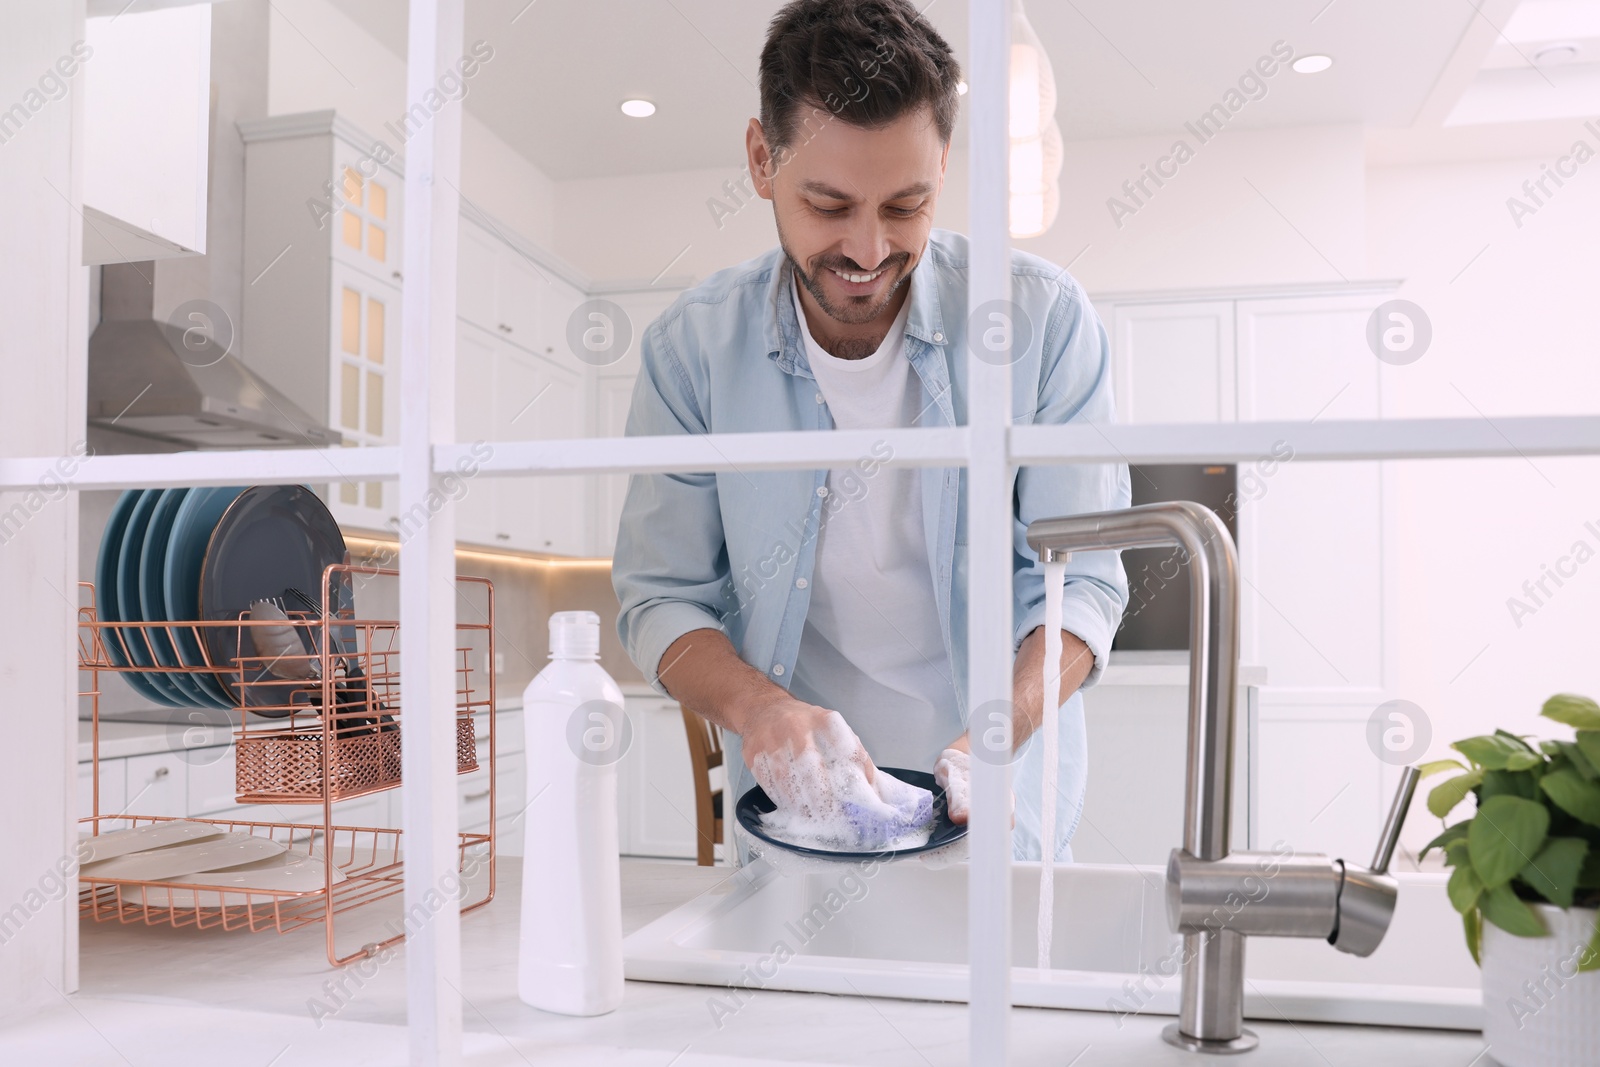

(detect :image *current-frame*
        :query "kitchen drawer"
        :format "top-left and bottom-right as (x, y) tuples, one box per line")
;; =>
(123, 752), (188, 818)
(186, 743), (244, 816)
(77, 759), (126, 820)
(492, 751), (527, 858)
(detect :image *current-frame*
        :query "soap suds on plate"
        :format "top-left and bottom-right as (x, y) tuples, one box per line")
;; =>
(753, 711), (936, 852)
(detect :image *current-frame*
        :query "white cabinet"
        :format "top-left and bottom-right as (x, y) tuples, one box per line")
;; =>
(123, 752), (188, 819)
(82, 4), (210, 262)
(587, 287), (683, 556)
(78, 707), (525, 845)
(454, 325), (500, 547)
(592, 375), (636, 557)
(1094, 284), (1396, 861)
(77, 759), (126, 819)
(617, 695), (700, 859)
(1110, 301), (1236, 423)
(455, 325), (588, 555)
(241, 113), (406, 533)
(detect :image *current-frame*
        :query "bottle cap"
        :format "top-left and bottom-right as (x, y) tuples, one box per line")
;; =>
(548, 610), (601, 659)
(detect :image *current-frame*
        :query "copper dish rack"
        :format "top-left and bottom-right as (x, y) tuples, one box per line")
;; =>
(77, 563), (496, 966)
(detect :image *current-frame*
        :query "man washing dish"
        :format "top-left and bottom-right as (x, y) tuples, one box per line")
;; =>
(612, 0), (1129, 861)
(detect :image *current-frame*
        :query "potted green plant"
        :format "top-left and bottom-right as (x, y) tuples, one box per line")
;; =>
(1421, 693), (1600, 1067)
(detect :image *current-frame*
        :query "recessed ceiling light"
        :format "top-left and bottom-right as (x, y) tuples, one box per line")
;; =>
(620, 98), (656, 118)
(1291, 54), (1333, 74)
(956, 80), (968, 95)
(1533, 43), (1581, 67)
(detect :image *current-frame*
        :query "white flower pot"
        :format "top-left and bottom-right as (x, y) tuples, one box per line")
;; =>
(1481, 903), (1600, 1067)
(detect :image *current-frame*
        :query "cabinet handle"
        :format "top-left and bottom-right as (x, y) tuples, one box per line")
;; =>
(154, 767), (170, 780)
(498, 323), (513, 333)
(496, 533), (510, 541)
(463, 789), (491, 801)
(391, 270), (403, 281)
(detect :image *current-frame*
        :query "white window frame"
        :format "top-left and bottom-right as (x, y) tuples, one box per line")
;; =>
(16, 1), (1598, 1063)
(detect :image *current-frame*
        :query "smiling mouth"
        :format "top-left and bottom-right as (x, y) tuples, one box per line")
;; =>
(828, 267), (886, 284)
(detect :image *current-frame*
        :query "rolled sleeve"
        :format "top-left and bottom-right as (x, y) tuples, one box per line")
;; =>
(1012, 275), (1131, 690)
(611, 317), (732, 694)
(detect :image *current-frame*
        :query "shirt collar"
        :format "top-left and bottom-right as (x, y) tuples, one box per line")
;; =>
(766, 242), (948, 375)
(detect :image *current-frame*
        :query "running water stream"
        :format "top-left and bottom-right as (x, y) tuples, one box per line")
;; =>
(1037, 559), (1067, 971)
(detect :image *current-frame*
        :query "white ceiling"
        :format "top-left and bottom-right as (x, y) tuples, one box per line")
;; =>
(328, 0), (1498, 180)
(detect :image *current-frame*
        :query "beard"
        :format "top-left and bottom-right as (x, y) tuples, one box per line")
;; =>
(778, 223), (913, 328)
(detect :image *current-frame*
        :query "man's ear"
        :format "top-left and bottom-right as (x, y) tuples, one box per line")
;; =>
(747, 118), (778, 201)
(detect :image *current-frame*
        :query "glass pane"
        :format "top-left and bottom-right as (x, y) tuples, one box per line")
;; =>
(342, 211), (361, 251)
(364, 482), (382, 508)
(339, 480), (359, 505)
(366, 369), (383, 436)
(366, 296), (384, 364)
(340, 287), (360, 354)
(342, 165), (362, 205)
(340, 363), (359, 429)
(367, 224), (386, 262)
(368, 181), (386, 220)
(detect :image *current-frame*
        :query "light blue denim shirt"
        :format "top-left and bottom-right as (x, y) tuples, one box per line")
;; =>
(612, 228), (1130, 860)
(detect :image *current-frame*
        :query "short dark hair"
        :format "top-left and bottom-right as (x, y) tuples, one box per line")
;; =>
(758, 0), (961, 153)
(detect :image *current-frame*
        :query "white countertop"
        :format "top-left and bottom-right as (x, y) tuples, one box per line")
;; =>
(26, 857), (1482, 1066)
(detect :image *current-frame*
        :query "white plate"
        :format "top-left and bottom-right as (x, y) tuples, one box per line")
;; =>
(137, 852), (346, 907)
(80, 832), (287, 882)
(76, 821), (226, 865)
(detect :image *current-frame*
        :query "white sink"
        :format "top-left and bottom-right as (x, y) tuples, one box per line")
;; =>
(623, 856), (1482, 1030)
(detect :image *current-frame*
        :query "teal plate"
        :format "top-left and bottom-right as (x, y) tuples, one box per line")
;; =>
(138, 488), (222, 708)
(94, 490), (141, 671)
(114, 490), (191, 706)
(165, 486), (250, 708)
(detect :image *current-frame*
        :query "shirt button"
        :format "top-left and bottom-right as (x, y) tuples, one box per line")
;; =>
(933, 331), (944, 342)
(795, 577), (808, 589)
(815, 392), (825, 404)
(816, 486), (828, 497)
(772, 664), (785, 676)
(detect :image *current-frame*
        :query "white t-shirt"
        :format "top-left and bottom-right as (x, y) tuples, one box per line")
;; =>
(787, 278), (961, 773)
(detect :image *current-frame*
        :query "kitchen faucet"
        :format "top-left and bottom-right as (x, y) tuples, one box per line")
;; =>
(1026, 502), (1420, 1053)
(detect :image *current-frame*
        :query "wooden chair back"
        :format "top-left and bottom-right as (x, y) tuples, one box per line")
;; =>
(679, 705), (724, 866)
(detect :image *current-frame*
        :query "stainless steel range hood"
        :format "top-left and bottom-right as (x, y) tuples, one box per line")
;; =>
(88, 262), (340, 449)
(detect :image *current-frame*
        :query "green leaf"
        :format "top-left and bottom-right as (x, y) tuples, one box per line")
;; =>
(1447, 863), (1484, 912)
(1480, 883), (1548, 937)
(1543, 694), (1600, 731)
(1464, 908), (1483, 966)
(1480, 769), (1541, 804)
(1577, 731), (1600, 773)
(1421, 821), (1470, 860)
(1541, 768), (1600, 827)
(1581, 848), (1600, 889)
(1468, 795), (1550, 887)
(1444, 838), (1471, 867)
(1579, 914), (1600, 974)
(1559, 741), (1599, 780)
(1518, 837), (1589, 907)
(1418, 758), (1467, 780)
(1454, 735), (1535, 770)
(1495, 729), (1538, 752)
(1429, 769), (1484, 818)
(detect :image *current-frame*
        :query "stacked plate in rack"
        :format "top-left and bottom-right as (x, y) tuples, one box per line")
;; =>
(93, 484), (351, 715)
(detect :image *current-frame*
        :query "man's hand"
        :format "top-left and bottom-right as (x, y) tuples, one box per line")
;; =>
(934, 741), (1015, 828)
(739, 692), (877, 785)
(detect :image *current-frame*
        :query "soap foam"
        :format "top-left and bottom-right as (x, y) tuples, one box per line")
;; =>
(754, 710), (936, 852)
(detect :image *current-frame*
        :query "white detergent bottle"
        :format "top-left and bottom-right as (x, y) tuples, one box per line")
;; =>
(517, 610), (626, 1015)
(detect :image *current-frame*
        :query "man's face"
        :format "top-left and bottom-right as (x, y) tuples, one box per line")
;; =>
(748, 105), (948, 328)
